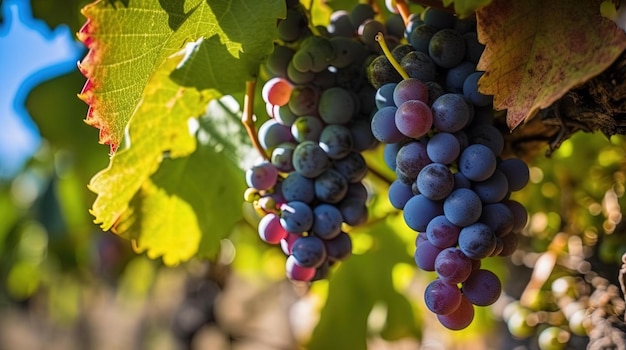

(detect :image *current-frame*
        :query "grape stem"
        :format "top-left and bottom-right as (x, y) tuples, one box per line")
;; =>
(375, 32), (409, 80)
(241, 79), (269, 161)
(395, 0), (412, 26)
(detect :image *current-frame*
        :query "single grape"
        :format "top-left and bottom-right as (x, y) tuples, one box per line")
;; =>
(262, 77), (293, 106)
(291, 116), (324, 142)
(333, 151), (367, 183)
(274, 104), (298, 126)
(385, 14), (406, 39)
(271, 142), (296, 172)
(358, 19), (386, 52)
(437, 295), (475, 330)
(280, 201), (314, 233)
(428, 28), (466, 69)
(463, 71), (492, 107)
(426, 215), (460, 249)
(291, 235), (328, 268)
(498, 232), (518, 257)
(395, 141), (431, 186)
(417, 163), (455, 200)
(285, 255), (316, 282)
(458, 223), (496, 259)
(404, 194), (444, 232)
(319, 87), (355, 124)
(258, 213), (289, 244)
(458, 144), (497, 181)
(423, 7), (457, 29)
(467, 124), (504, 156)
(414, 239), (444, 271)
(384, 142), (404, 170)
(435, 247), (472, 284)
(393, 78), (429, 106)
(245, 161), (279, 191)
(349, 3), (375, 28)
(330, 36), (367, 68)
(388, 180), (414, 210)
(424, 278), (462, 315)
(339, 197), (368, 226)
(431, 93), (470, 132)
(480, 202), (514, 237)
(472, 169), (509, 203)
(461, 269), (502, 306)
(314, 169), (348, 203)
(312, 204), (343, 240)
(408, 24), (438, 53)
(498, 158), (530, 192)
(289, 85), (320, 116)
(293, 141), (330, 178)
(282, 172), (315, 203)
(367, 55), (403, 89)
(324, 232), (352, 261)
(427, 132), (460, 164)
(319, 124), (354, 159)
(504, 199), (528, 232)
(446, 61), (476, 94)
(328, 10), (355, 37)
(375, 83), (398, 109)
(266, 44), (294, 77)
(443, 188), (482, 227)
(258, 119), (293, 151)
(395, 100), (433, 138)
(371, 106), (405, 143)
(400, 51), (436, 82)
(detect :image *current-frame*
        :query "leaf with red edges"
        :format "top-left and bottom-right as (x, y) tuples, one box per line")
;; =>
(476, 0), (626, 129)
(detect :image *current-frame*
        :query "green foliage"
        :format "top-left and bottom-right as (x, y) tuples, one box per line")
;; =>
(308, 218), (421, 349)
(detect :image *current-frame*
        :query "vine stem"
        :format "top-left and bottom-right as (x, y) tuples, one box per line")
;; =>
(375, 32), (409, 80)
(241, 79), (269, 161)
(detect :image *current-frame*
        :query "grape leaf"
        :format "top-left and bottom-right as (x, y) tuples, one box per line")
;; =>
(84, 0), (283, 232)
(476, 0), (626, 129)
(88, 52), (206, 231)
(115, 142), (245, 266)
(78, 0), (285, 150)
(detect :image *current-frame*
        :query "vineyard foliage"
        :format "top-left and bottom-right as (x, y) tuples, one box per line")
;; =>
(2, 0), (626, 347)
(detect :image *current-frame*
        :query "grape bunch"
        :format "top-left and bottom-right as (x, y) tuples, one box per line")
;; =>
(245, 2), (398, 282)
(367, 7), (530, 330)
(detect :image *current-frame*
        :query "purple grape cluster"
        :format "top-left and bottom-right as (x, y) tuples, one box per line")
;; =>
(368, 7), (530, 329)
(245, 2), (400, 282)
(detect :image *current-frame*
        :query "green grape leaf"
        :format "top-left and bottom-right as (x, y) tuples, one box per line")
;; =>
(84, 0), (283, 242)
(88, 52), (207, 232)
(476, 0), (626, 130)
(441, 0), (492, 18)
(115, 142), (245, 266)
(308, 219), (420, 349)
(78, 0), (284, 151)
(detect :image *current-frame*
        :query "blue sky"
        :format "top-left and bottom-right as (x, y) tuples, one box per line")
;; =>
(0, 0), (85, 179)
